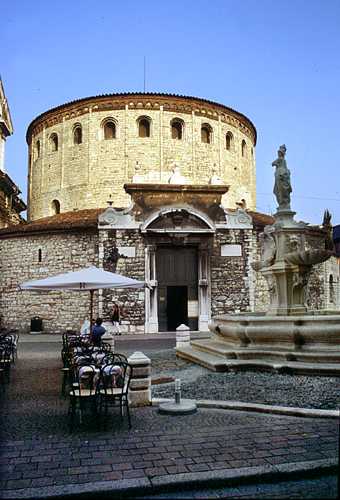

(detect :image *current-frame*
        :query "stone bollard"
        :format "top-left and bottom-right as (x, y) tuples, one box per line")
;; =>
(127, 352), (151, 407)
(176, 324), (190, 348)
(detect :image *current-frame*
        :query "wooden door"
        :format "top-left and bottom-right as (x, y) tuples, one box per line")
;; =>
(156, 247), (198, 331)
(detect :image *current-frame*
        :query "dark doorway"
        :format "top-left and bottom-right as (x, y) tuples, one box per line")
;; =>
(157, 246), (198, 332)
(167, 286), (188, 331)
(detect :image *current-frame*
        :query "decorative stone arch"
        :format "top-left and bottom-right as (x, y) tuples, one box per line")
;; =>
(201, 123), (213, 144)
(34, 139), (41, 160)
(241, 139), (247, 157)
(73, 123), (82, 145)
(49, 132), (58, 152)
(141, 206), (214, 333)
(141, 206), (215, 234)
(170, 118), (184, 140)
(226, 131), (233, 151)
(101, 117), (118, 140)
(51, 199), (60, 215)
(137, 115), (152, 138)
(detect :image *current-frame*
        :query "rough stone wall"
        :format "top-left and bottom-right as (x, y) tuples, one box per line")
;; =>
(323, 257), (340, 309)
(28, 97), (256, 221)
(307, 257), (340, 311)
(210, 229), (253, 315)
(100, 229), (146, 332)
(0, 230), (98, 333)
(252, 229), (271, 312)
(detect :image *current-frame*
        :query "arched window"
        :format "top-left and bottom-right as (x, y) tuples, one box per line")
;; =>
(103, 120), (116, 139)
(171, 119), (183, 140)
(51, 199), (60, 215)
(241, 139), (247, 157)
(73, 124), (82, 145)
(35, 140), (41, 159)
(201, 124), (212, 144)
(226, 132), (233, 151)
(50, 133), (58, 152)
(38, 249), (42, 263)
(138, 117), (151, 138)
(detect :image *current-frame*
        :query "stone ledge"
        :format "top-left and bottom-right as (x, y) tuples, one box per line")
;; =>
(151, 398), (339, 418)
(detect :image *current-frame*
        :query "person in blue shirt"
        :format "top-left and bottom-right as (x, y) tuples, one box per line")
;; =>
(91, 317), (106, 346)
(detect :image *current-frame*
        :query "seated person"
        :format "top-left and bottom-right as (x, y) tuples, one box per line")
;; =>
(91, 317), (106, 346)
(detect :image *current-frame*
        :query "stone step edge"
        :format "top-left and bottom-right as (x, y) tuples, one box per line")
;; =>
(177, 345), (340, 374)
(152, 398), (339, 418)
(191, 339), (340, 360)
(1, 458), (337, 500)
(176, 347), (226, 371)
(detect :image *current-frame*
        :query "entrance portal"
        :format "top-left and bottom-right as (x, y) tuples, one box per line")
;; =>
(156, 247), (198, 332)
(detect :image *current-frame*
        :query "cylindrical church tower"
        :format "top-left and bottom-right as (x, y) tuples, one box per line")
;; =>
(26, 93), (257, 221)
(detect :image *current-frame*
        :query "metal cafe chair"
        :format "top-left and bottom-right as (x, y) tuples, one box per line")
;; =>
(68, 364), (99, 428)
(101, 352), (128, 365)
(97, 362), (133, 428)
(0, 343), (13, 382)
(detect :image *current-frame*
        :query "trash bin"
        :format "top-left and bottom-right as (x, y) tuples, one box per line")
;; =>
(30, 317), (43, 333)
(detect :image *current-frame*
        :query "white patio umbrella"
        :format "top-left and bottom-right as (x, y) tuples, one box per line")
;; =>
(20, 266), (145, 332)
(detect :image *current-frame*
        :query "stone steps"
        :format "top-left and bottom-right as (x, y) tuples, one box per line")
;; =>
(176, 342), (340, 375)
(190, 338), (340, 363)
(176, 345), (227, 372)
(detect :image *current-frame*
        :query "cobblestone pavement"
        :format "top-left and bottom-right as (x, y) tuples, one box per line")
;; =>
(150, 351), (340, 411)
(0, 340), (338, 499)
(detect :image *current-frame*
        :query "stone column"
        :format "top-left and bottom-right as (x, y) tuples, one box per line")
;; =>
(191, 110), (196, 179)
(145, 245), (158, 333)
(198, 248), (210, 331)
(159, 105), (163, 180)
(128, 352), (151, 407)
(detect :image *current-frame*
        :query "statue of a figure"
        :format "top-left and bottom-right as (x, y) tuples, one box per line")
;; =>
(209, 165), (224, 185)
(272, 144), (292, 211)
(168, 165), (186, 184)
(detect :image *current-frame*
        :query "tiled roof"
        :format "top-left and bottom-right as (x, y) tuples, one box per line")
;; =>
(0, 207), (273, 238)
(248, 211), (274, 227)
(0, 208), (104, 237)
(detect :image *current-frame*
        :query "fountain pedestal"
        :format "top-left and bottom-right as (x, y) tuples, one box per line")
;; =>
(176, 146), (338, 375)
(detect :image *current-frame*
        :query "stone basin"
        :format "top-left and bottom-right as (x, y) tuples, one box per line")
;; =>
(209, 312), (340, 351)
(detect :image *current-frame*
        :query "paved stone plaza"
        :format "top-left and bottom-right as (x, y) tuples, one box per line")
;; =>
(0, 335), (338, 499)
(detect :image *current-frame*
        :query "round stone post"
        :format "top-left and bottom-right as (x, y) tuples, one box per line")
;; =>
(176, 323), (190, 348)
(127, 351), (151, 407)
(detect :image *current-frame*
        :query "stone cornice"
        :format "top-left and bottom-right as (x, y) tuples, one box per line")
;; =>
(26, 93), (257, 145)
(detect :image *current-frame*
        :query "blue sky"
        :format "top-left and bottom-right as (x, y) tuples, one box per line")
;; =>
(2, 0), (340, 223)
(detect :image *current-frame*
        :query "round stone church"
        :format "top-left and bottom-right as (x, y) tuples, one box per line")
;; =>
(0, 93), (331, 334)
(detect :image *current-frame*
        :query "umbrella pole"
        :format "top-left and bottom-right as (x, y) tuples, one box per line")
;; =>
(90, 290), (94, 338)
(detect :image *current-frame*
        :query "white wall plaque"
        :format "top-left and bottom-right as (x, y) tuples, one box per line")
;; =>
(188, 300), (198, 317)
(221, 244), (242, 257)
(118, 246), (136, 258)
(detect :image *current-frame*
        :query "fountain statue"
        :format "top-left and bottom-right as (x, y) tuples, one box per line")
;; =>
(176, 146), (340, 374)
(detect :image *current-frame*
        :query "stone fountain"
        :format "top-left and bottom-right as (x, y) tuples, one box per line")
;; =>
(177, 145), (340, 374)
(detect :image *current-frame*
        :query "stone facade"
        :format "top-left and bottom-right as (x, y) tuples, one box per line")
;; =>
(0, 202), (337, 334)
(26, 93), (256, 221)
(0, 79), (26, 228)
(0, 226), (98, 333)
(0, 171), (26, 228)
(0, 79), (12, 174)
